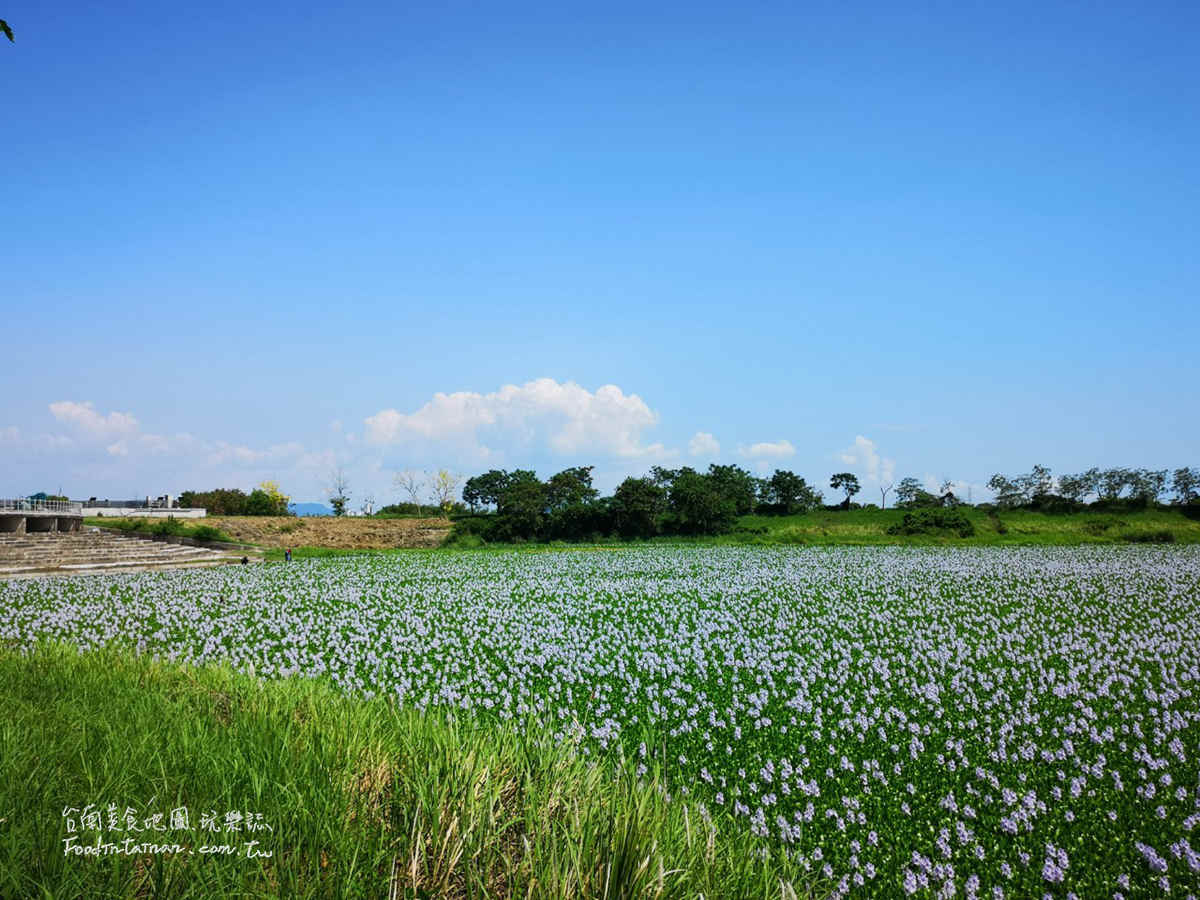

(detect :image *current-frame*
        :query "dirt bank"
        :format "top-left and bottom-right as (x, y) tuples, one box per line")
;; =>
(188, 516), (453, 549)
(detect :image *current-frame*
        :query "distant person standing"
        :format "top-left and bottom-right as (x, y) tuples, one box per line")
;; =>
(285, 548), (292, 563)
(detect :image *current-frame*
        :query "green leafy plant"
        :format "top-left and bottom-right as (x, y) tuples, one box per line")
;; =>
(886, 508), (975, 537)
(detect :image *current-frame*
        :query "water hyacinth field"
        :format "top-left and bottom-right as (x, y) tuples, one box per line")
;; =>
(4, 546), (1200, 898)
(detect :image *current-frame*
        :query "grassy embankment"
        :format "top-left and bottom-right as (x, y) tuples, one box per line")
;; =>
(445, 506), (1200, 549)
(86, 507), (1200, 559)
(0, 643), (816, 899)
(84, 516), (239, 544)
(719, 505), (1200, 546)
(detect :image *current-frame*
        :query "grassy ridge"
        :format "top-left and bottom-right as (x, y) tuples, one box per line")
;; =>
(0, 643), (817, 899)
(721, 505), (1200, 545)
(84, 516), (239, 545)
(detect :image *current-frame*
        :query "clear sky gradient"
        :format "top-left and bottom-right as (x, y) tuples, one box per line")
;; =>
(3, 1), (1196, 505)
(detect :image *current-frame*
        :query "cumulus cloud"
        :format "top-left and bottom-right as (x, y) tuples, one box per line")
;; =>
(837, 435), (895, 484)
(739, 439), (796, 459)
(688, 432), (720, 458)
(49, 401), (139, 438)
(364, 378), (674, 460)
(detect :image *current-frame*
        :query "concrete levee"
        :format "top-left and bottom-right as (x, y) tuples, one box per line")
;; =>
(82, 507), (207, 519)
(0, 500), (83, 537)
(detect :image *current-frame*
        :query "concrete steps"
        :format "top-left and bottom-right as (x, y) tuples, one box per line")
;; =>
(0, 531), (244, 577)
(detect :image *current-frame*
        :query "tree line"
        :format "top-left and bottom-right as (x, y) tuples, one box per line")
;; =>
(985, 465), (1200, 510)
(177, 481), (291, 516)
(456, 465), (832, 542)
(451, 462), (1200, 543)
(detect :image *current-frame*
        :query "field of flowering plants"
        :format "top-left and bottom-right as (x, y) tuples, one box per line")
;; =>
(3, 545), (1199, 898)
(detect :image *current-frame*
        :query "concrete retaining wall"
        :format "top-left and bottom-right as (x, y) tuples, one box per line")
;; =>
(0, 512), (82, 534)
(83, 507), (207, 519)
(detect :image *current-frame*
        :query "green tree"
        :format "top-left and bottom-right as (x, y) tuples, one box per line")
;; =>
(1129, 468), (1167, 504)
(1015, 465), (1053, 503)
(495, 478), (546, 540)
(894, 477), (922, 507)
(706, 464), (758, 515)
(255, 480), (291, 515)
(829, 473), (861, 509)
(986, 474), (1023, 508)
(498, 470), (539, 514)
(1098, 467), (1134, 502)
(610, 477), (666, 538)
(1172, 467), (1200, 504)
(177, 488), (250, 515)
(648, 466), (680, 489)
(463, 469), (509, 512)
(667, 470), (736, 535)
(245, 489), (276, 516)
(1, 20), (13, 42)
(764, 469), (821, 514)
(545, 466), (599, 510)
(1058, 468), (1100, 503)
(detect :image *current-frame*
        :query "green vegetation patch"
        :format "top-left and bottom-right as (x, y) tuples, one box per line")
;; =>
(885, 508), (976, 538)
(0, 643), (815, 899)
(86, 517), (238, 544)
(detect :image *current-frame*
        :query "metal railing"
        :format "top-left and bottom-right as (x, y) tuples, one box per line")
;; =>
(0, 498), (84, 514)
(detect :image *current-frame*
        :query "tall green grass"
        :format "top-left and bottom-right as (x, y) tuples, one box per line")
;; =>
(0, 643), (819, 899)
(85, 517), (238, 545)
(717, 506), (1200, 547)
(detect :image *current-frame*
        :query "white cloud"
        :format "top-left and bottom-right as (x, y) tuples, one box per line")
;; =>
(7, 402), (354, 501)
(364, 378), (674, 460)
(49, 401), (139, 438)
(921, 475), (987, 502)
(688, 431), (720, 458)
(739, 439), (796, 459)
(837, 435), (895, 484)
(206, 441), (306, 467)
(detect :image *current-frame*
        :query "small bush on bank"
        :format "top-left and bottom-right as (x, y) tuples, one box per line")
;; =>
(190, 525), (225, 542)
(90, 517), (235, 544)
(1122, 529), (1176, 543)
(886, 509), (976, 538)
(1082, 517), (1127, 536)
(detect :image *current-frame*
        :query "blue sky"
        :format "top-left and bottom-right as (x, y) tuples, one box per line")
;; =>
(2, 1), (1197, 506)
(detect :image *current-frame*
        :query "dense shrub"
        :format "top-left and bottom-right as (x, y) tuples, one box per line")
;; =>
(149, 517), (187, 537)
(1027, 493), (1085, 514)
(1122, 530), (1175, 543)
(446, 516), (495, 544)
(177, 487), (290, 516)
(886, 509), (975, 538)
(190, 525), (225, 543)
(1082, 517), (1126, 536)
